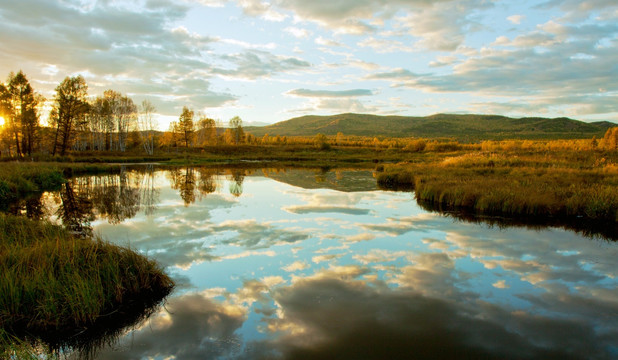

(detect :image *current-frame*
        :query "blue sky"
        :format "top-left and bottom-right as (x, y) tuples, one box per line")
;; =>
(0, 0), (616, 129)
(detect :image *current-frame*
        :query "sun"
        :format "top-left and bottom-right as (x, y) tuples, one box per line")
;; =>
(0, 116), (4, 127)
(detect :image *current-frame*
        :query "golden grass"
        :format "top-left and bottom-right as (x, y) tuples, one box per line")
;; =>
(377, 150), (618, 223)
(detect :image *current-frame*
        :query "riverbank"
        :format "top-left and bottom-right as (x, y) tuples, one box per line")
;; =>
(376, 150), (618, 223)
(0, 162), (124, 207)
(0, 214), (174, 357)
(2, 143), (617, 224)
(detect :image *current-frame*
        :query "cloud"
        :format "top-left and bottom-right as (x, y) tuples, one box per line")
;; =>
(346, 233), (376, 242)
(353, 249), (409, 264)
(357, 37), (414, 53)
(367, 20), (618, 118)
(288, 98), (380, 115)
(284, 205), (371, 215)
(507, 14), (525, 24)
(315, 36), (345, 47)
(94, 292), (247, 360)
(222, 0), (493, 50)
(0, 0), (239, 116)
(284, 26), (311, 38)
(492, 280), (509, 289)
(260, 275), (613, 359)
(312, 254), (343, 264)
(283, 261), (310, 272)
(213, 219), (311, 249)
(212, 50), (311, 80)
(286, 88), (374, 98)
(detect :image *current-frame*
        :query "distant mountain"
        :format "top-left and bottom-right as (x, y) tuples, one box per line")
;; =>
(245, 113), (616, 140)
(241, 121), (270, 127)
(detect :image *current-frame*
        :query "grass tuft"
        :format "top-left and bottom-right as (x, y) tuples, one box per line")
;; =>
(0, 214), (174, 357)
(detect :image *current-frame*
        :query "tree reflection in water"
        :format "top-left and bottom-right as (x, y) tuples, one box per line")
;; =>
(58, 181), (95, 237)
(229, 169), (245, 197)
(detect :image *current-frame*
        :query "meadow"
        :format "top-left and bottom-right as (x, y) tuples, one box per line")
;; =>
(376, 141), (618, 224)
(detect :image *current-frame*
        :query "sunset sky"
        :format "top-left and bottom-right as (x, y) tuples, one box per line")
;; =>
(0, 0), (616, 128)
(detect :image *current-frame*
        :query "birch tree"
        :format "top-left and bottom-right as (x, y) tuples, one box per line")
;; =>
(137, 100), (157, 155)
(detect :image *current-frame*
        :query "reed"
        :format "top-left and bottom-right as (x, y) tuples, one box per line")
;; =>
(377, 151), (618, 222)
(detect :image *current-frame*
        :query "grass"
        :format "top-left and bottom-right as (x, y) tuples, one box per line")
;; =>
(0, 214), (174, 357)
(377, 150), (618, 224)
(0, 162), (122, 208)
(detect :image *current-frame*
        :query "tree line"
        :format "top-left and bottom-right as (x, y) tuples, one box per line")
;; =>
(0, 70), (249, 158)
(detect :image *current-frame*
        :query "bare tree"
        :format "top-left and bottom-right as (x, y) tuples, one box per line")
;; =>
(228, 116), (244, 145)
(196, 113), (216, 146)
(137, 100), (157, 155)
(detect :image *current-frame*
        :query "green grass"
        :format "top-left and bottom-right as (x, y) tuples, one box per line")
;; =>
(0, 214), (174, 357)
(377, 151), (618, 224)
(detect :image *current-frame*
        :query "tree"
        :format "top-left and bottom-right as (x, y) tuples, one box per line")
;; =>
(178, 106), (195, 148)
(314, 133), (330, 150)
(602, 127), (618, 150)
(87, 96), (108, 151)
(336, 132), (345, 146)
(87, 90), (137, 152)
(228, 116), (244, 145)
(116, 95), (137, 152)
(52, 75), (89, 156)
(196, 114), (216, 146)
(137, 100), (157, 155)
(0, 71), (42, 156)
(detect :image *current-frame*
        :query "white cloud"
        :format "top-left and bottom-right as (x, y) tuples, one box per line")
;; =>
(507, 15), (525, 24)
(357, 37), (414, 53)
(284, 26), (311, 38)
(283, 261), (310, 272)
(492, 280), (510, 289)
(315, 36), (345, 47)
(286, 88), (374, 98)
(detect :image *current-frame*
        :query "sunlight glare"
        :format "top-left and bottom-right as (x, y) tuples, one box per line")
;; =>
(0, 116), (4, 127)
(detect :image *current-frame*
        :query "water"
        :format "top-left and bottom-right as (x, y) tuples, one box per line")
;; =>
(9, 166), (618, 359)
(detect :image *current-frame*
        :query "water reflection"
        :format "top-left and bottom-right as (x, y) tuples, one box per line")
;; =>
(39, 294), (169, 360)
(4, 166), (617, 359)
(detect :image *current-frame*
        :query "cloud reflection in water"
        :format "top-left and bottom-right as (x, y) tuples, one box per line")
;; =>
(50, 168), (616, 359)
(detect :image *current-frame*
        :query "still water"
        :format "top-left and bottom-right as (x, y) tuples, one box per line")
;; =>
(17, 166), (618, 359)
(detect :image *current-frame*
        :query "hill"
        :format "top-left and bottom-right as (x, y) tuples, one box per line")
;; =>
(245, 113), (615, 140)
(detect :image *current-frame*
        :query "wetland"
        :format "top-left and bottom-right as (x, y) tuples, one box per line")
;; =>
(3, 165), (616, 359)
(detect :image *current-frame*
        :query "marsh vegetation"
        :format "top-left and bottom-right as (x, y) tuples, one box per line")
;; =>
(0, 214), (174, 358)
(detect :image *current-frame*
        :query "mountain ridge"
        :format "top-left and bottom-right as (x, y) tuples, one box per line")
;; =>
(245, 113), (616, 140)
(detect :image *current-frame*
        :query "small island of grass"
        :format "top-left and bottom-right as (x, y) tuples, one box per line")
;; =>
(0, 214), (174, 358)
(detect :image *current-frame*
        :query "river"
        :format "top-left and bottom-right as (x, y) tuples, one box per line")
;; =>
(8, 166), (618, 359)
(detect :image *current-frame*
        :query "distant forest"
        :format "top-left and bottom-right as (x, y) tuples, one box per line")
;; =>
(0, 70), (248, 158)
(1, 70), (617, 159)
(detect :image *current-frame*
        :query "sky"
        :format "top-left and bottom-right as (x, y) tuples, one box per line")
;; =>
(0, 0), (616, 129)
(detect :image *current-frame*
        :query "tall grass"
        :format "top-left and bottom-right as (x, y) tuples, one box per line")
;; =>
(377, 151), (618, 223)
(0, 214), (174, 357)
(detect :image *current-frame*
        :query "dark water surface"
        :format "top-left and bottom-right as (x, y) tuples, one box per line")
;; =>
(9, 166), (618, 359)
